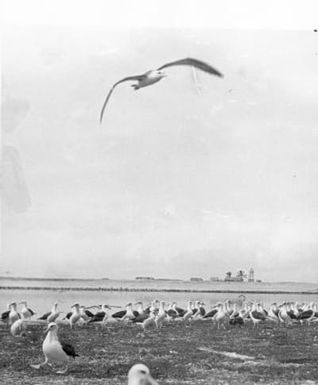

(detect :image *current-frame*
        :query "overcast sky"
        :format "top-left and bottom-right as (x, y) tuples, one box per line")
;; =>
(1, 0), (318, 281)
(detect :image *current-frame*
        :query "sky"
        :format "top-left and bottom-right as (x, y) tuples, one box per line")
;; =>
(1, 0), (318, 281)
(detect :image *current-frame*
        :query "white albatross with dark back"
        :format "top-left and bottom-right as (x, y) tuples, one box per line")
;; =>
(30, 322), (78, 374)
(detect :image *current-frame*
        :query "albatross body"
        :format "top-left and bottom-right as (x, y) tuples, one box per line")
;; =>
(166, 302), (179, 320)
(38, 302), (60, 323)
(250, 303), (266, 328)
(183, 301), (194, 323)
(100, 57), (223, 122)
(8, 303), (20, 325)
(19, 301), (35, 320)
(48, 303), (60, 323)
(155, 301), (166, 328)
(88, 304), (111, 323)
(69, 304), (81, 328)
(30, 322), (78, 374)
(121, 302), (137, 322)
(10, 319), (27, 337)
(79, 306), (95, 322)
(133, 70), (165, 89)
(213, 303), (228, 329)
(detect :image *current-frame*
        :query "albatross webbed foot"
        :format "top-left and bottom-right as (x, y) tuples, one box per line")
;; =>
(56, 366), (68, 374)
(30, 362), (47, 370)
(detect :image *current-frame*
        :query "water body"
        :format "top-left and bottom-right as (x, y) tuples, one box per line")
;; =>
(1, 278), (318, 292)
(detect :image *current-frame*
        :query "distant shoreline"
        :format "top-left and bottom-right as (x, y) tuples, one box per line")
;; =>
(0, 277), (317, 285)
(1, 285), (317, 295)
(0, 276), (110, 282)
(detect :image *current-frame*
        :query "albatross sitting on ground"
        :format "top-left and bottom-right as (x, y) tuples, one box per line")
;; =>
(1, 304), (10, 323)
(30, 322), (78, 374)
(88, 304), (112, 323)
(79, 305), (96, 323)
(38, 302), (61, 323)
(10, 319), (27, 337)
(100, 57), (223, 122)
(111, 303), (138, 322)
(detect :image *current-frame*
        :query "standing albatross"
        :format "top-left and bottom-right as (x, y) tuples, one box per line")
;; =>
(30, 322), (78, 374)
(100, 57), (223, 123)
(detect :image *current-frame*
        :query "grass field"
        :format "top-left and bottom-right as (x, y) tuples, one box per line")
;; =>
(1, 320), (318, 384)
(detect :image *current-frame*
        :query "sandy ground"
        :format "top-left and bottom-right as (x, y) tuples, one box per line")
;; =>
(1, 319), (318, 385)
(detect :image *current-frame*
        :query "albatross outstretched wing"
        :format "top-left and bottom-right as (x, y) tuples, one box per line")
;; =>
(100, 75), (145, 123)
(158, 57), (223, 77)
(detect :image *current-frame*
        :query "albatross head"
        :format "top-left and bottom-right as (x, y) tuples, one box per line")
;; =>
(147, 69), (166, 79)
(157, 70), (166, 77)
(44, 322), (58, 333)
(128, 364), (158, 385)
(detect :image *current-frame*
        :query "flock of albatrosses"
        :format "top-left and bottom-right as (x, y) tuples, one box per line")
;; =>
(1, 298), (318, 381)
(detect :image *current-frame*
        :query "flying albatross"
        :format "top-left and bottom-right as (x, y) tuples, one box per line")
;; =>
(100, 57), (223, 123)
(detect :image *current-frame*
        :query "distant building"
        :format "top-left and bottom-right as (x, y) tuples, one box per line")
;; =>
(224, 276), (243, 282)
(248, 267), (255, 282)
(190, 277), (204, 282)
(236, 269), (246, 280)
(224, 268), (256, 282)
(224, 271), (244, 282)
(209, 276), (220, 281)
(225, 271), (232, 279)
(135, 276), (155, 280)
